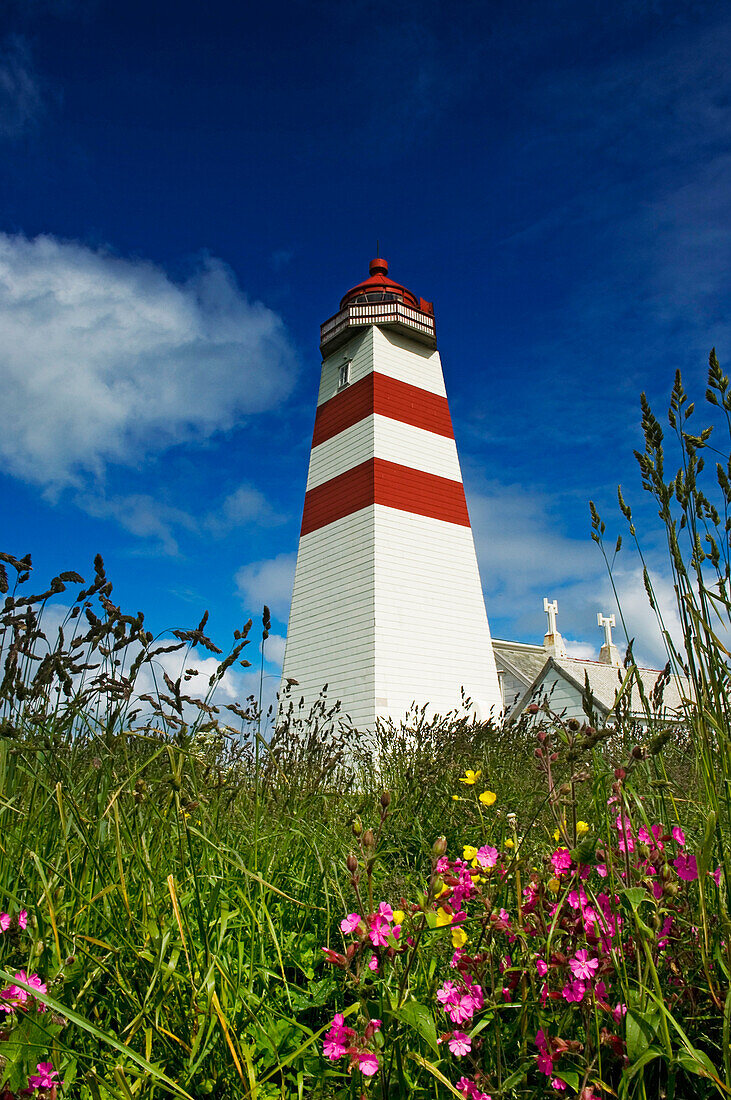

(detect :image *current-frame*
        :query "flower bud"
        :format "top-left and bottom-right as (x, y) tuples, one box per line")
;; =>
(380, 790), (391, 810)
(432, 836), (447, 858)
(567, 718), (580, 731)
(346, 852), (358, 874)
(537, 730), (547, 743)
(351, 817), (363, 837)
(550, 752), (559, 762)
(432, 875), (445, 894)
(363, 829), (376, 851)
(527, 703), (540, 714)
(614, 767), (626, 780)
(664, 881), (679, 897)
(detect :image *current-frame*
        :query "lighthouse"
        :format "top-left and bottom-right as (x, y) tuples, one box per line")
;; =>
(280, 258), (502, 731)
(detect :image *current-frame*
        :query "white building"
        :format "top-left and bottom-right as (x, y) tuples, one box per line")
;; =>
(280, 258), (503, 730)
(494, 600), (688, 725)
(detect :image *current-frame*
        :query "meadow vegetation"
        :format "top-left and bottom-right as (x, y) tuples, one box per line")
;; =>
(0, 352), (730, 1099)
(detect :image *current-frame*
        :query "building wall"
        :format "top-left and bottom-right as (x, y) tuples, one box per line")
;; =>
(280, 507), (377, 731)
(373, 505), (501, 722)
(527, 670), (590, 722)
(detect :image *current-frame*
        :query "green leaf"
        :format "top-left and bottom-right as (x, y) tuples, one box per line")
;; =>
(621, 887), (649, 911)
(501, 1062), (532, 1089)
(675, 1047), (720, 1079)
(625, 1045), (664, 1079)
(395, 998), (439, 1054)
(626, 1008), (659, 1062)
(553, 1070), (580, 1091)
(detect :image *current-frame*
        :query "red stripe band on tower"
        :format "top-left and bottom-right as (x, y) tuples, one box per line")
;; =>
(300, 458), (470, 535)
(312, 373), (454, 448)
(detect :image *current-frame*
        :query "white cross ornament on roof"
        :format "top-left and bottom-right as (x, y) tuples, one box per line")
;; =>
(544, 597), (559, 636)
(597, 611), (616, 649)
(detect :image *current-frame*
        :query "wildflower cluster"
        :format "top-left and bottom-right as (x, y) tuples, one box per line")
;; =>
(0, 909), (63, 1097)
(325, 748), (727, 1099)
(323, 1013), (381, 1076)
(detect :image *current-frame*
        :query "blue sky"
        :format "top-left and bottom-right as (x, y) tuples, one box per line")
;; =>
(1, 0), (729, 688)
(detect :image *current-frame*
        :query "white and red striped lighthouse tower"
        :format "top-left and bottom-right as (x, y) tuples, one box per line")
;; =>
(280, 258), (502, 730)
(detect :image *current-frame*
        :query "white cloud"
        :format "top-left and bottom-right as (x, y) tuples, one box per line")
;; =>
(235, 552), (296, 621)
(469, 479), (685, 668)
(77, 492), (197, 555)
(206, 484), (285, 536)
(262, 632), (286, 668)
(0, 233), (297, 488)
(0, 37), (42, 138)
(564, 638), (598, 660)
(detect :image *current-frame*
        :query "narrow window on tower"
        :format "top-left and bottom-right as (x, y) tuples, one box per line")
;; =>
(338, 359), (351, 389)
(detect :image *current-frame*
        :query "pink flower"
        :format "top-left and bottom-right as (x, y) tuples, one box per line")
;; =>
(476, 845), (499, 869)
(674, 853), (698, 881)
(448, 1031), (472, 1056)
(457, 1078), (492, 1100)
(1, 971), (47, 1011)
(672, 826), (686, 847)
(552, 1080), (567, 1091)
(551, 849), (572, 875)
(28, 1062), (61, 1090)
(536, 958), (548, 977)
(0, 914), (9, 932)
(711, 866), (722, 887)
(562, 979), (586, 1003)
(613, 1002), (627, 1023)
(368, 913), (391, 946)
(323, 1036), (347, 1060)
(378, 902), (394, 921)
(368, 955), (379, 972)
(569, 949), (599, 981)
(357, 1051), (379, 1076)
(340, 912), (362, 934)
(437, 980), (457, 1006)
(17, 910), (27, 930)
(537, 1049), (554, 1074)
(596, 864), (607, 878)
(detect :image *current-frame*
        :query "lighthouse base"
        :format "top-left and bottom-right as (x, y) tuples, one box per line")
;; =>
(280, 503), (502, 732)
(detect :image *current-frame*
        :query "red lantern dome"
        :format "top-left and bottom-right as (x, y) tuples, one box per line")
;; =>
(339, 258), (427, 312)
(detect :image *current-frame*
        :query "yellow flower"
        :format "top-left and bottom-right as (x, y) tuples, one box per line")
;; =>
(435, 884), (449, 898)
(479, 790), (497, 806)
(553, 829), (561, 842)
(505, 838), (514, 848)
(393, 910), (405, 925)
(451, 926), (468, 949)
(547, 876), (561, 893)
(576, 820), (590, 836)
(463, 844), (478, 860)
(452, 794), (461, 801)
(459, 769), (481, 785)
(436, 906), (453, 927)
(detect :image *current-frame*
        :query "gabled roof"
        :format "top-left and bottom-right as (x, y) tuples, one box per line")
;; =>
(508, 654), (690, 724)
(492, 639), (548, 686)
